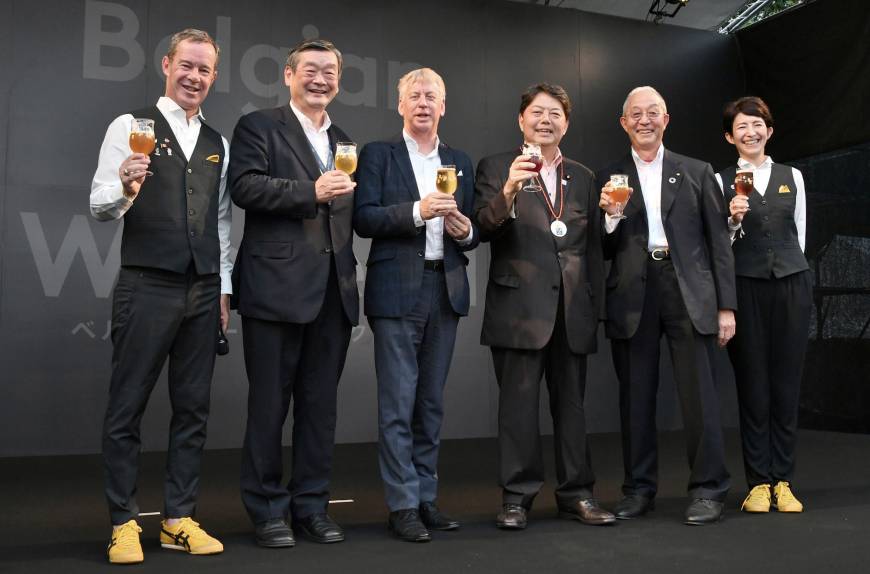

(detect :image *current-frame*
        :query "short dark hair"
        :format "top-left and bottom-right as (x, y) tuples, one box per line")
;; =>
(286, 39), (342, 73)
(519, 83), (571, 118)
(723, 96), (774, 134)
(167, 28), (220, 66)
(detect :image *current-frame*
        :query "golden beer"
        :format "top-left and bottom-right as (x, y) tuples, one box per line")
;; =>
(436, 166), (457, 195)
(335, 142), (357, 175)
(129, 132), (156, 155)
(335, 153), (357, 175)
(129, 118), (156, 155)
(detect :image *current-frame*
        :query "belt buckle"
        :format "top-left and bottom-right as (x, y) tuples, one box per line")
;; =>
(651, 248), (667, 261)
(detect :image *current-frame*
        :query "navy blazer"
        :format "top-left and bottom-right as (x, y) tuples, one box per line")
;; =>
(595, 149), (737, 339)
(354, 135), (479, 318)
(229, 105), (359, 325)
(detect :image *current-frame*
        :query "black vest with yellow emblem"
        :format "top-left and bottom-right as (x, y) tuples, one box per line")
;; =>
(720, 163), (809, 279)
(121, 106), (223, 275)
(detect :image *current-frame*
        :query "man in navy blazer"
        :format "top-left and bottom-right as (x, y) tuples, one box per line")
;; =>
(229, 40), (358, 548)
(355, 68), (479, 542)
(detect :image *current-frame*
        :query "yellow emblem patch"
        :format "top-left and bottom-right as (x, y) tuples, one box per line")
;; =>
(206, 154), (221, 163)
(778, 184), (791, 194)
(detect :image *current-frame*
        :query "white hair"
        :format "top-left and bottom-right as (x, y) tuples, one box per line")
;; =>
(622, 86), (667, 116)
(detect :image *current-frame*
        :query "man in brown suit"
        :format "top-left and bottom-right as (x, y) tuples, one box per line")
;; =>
(473, 84), (613, 530)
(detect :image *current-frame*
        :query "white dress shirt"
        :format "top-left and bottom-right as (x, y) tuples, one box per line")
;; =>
(604, 144), (668, 251)
(714, 156), (806, 252)
(540, 149), (563, 206)
(406, 131), (473, 259)
(90, 96), (233, 294)
(289, 101), (332, 171)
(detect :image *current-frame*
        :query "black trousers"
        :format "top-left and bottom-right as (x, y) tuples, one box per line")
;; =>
(492, 287), (595, 509)
(728, 270), (812, 488)
(611, 259), (730, 502)
(240, 264), (351, 525)
(102, 266), (220, 525)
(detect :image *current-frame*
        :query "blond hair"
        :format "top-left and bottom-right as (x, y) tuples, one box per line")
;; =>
(397, 68), (446, 102)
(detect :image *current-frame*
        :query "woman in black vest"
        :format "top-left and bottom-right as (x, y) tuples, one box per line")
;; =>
(716, 96), (811, 515)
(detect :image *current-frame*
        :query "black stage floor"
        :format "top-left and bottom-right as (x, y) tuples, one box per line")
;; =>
(1, 430), (868, 573)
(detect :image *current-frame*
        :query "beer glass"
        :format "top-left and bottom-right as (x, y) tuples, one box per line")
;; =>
(608, 174), (631, 219)
(335, 142), (357, 175)
(129, 118), (156, 155)
(522, 142), (543, 192)
(436, 165), (458, 195)
(735, 168), (754, 197)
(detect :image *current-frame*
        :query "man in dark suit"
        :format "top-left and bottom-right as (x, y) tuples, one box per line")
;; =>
(229, 39), (358, 548)
(596, 86), (737, 525)
(354, 68), (478, 542)
(474, 84), (614, 530)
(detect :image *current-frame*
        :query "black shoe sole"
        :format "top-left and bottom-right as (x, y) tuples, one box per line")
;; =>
(496, 521), (527, 530)
(614, 500), (655, 520)
(256, 537), (296, 548)
(684, 515), (724, 526)
(424, 522), (460, 531)
(557, 511), (617, 526)
(388, 525), (431, 542)
(293, 528), (345, 544)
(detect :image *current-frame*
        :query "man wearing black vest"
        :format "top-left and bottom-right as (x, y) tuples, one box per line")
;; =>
(597, 86), (737, 525)
(229, 39), (358, 549)
(90, 29), (230, 564)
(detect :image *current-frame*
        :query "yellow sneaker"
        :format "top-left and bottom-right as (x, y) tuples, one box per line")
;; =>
(107, 520), (143, 564)
(160, 517), (224, 555)
(740, 484), (771, 513)
(773, 481), (804, 513)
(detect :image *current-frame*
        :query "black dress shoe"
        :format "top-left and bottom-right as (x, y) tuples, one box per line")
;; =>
(255, 518), (295, 548)
(496, 503), (527, 530)
(685, 498), (724, 525)
(388, 509), (431, 542)
(293, 513), (345, 543)
(613, 495), (655, 520)
(558, 498), (616, 525)
(419, 502), (460, 531)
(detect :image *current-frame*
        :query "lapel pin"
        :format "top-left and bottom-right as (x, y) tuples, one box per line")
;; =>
(668, 177), (676, 184)
(457, 170), (463, 177)
(730, 184), (735, 189)
(167, 148), (172, 156)
(565, 174), (572, 180)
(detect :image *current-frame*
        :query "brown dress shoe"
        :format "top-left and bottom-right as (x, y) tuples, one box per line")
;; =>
(496, 503), (527, 530)
(558, 499), (616, 525)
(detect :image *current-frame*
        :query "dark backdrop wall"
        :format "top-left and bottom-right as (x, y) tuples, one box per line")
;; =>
(0, 0), (745, 457)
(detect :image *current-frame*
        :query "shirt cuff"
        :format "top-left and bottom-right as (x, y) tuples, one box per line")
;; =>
(413, 200), (424, 227)
(604, 214), (621, 234)
(727, 217), (742, 231)
(456, 226), (474, 246)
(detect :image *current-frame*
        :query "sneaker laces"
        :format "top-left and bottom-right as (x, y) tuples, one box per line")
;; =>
(113, 521), (142, 550)
(741, 484), (770, 510)
(775, 482), (797, 504)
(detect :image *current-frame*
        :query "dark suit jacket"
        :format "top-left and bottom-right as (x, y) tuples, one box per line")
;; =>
(474, 150), (604, 355)
(595, 149), (736, 339)
(354, 135), (479, 318)
(229, 105), (358, 325)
